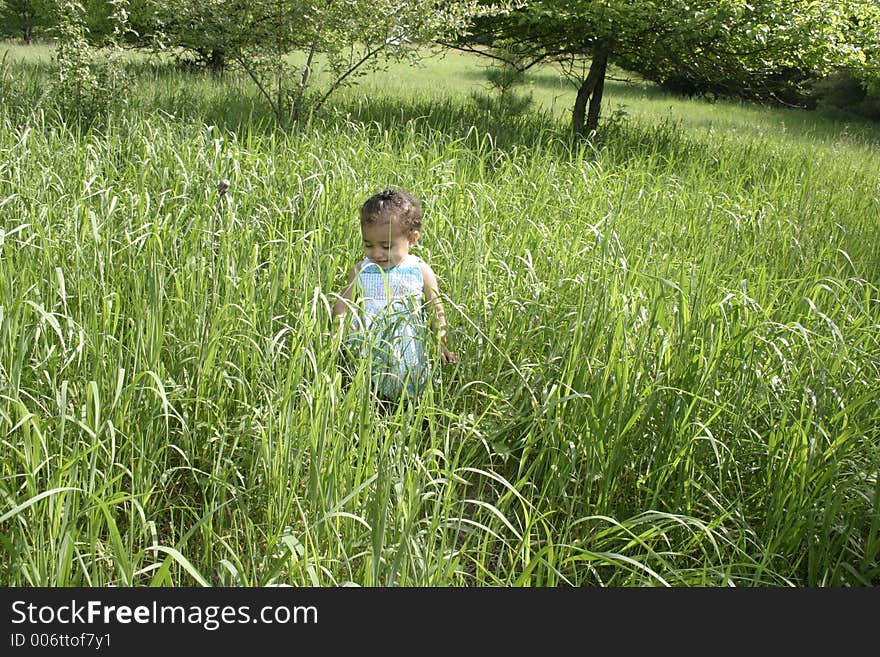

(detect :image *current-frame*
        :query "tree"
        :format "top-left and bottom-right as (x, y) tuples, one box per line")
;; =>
(0, 0), (54, 43)
(131, 0), (515, 128)
(458, 1), (879, 137)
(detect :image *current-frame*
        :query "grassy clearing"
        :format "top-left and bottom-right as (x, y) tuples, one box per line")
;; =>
(1, 42), (879, 586)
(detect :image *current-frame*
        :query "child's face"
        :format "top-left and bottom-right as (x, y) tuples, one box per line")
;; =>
(361, 220), (419, 269)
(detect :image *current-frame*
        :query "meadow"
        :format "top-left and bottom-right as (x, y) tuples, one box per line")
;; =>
(1, 43), (879, 586)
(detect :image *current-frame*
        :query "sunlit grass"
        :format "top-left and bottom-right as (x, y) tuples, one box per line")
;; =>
(1, 42), (879, 587)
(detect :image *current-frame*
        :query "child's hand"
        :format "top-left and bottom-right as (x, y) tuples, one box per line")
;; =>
(440, 347), (458, 364)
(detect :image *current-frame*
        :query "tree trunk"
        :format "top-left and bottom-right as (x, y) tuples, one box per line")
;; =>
(572, 78), (591, 138)
(572, 49), (609, 138)
(292, 31), (321, 125)
(202, 48), (226, 71)
(585, 51), (607, 135)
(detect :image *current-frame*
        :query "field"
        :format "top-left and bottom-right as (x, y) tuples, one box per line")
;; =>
(1, 43), (879, 586)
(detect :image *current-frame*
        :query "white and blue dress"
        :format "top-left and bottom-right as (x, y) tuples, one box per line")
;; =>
(347, 254), (429, 399)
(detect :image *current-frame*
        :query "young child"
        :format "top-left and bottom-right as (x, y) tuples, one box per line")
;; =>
(332, 188), (457, 401)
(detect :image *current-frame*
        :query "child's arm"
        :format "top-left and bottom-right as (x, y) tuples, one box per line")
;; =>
(331, 265), (359, 330)
(420, 262), (458, 364)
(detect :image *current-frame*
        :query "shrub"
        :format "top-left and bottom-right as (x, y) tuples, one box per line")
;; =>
(49, 1), (128, 126)
(813, 68), (880, 121)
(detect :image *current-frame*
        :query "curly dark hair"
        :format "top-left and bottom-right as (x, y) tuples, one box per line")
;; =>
(359, 188), (423, 234)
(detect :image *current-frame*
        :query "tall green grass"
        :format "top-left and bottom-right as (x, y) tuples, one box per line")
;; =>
(1, 45), (878, 586)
